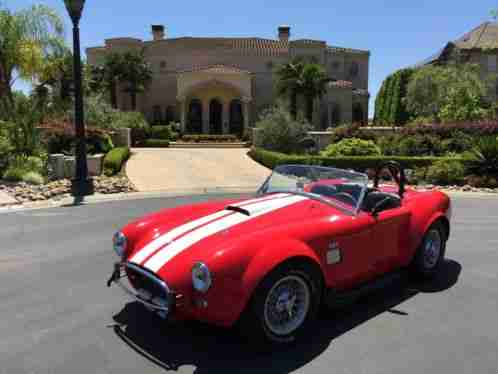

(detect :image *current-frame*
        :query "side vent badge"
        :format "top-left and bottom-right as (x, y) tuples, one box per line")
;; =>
(327, 241), (342, 265)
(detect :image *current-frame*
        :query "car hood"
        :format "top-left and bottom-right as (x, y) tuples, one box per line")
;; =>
(123, 193), (340, 283)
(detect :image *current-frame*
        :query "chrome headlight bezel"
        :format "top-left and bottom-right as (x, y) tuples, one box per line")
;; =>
(191, 262), (212, 293)
(113, 231), (127, 258)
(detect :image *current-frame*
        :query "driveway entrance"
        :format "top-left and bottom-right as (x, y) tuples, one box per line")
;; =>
(126, 148), (269, 192)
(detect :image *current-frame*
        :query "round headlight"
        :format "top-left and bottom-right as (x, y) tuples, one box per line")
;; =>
(191, 262), (212, 293)
(113, 231), (127, 258)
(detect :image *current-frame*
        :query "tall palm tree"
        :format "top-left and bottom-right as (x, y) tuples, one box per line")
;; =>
(0, 4), (64, 112)
(119, 50), (152, 111)
(300, 63), (331, 124)
(275, 59), (304, 120)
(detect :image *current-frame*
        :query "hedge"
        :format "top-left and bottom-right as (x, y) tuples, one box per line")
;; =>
(148, 125), (171, 140)
(103, 147), (130, 176)
(181, 134), (239, 143)
(142, 139), (170, 148)
(248, 148), (462, 172)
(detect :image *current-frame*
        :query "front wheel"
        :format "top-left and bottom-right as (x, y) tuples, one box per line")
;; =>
(411, 221), (446, 278)
(240, 262), (321, 345)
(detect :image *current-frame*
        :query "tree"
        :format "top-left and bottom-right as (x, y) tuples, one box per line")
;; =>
(89, 52), (125, 109)
(119, 50), (152, 111)
(276, 59), (331, 123)
(0, 4), (64, 112)
(300, 63), (331, 123)
(275, 59), (304, 120)
(405, 64), (491, 123)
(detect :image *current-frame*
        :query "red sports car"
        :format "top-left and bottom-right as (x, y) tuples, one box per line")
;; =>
(108, 162), (451, 344)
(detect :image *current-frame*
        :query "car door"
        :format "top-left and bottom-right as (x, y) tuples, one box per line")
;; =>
(368, 205), (411, 275)
(319, 212), (378, 290)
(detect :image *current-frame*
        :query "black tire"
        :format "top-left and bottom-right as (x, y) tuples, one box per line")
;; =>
(411, 221), (447, 278)
(239, 261), (322, 346)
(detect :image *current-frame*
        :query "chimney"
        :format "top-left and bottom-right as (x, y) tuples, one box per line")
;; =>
(278, 25), (290, 42)
(152, 25), (165, 41)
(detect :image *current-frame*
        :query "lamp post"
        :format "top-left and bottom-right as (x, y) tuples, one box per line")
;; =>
(64, 0), (94, 197)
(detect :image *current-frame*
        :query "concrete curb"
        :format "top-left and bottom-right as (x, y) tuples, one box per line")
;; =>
(0, 187), (496, 214)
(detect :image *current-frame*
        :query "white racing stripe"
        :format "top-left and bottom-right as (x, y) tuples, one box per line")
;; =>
(143, 194), (308, 272)
(129, 193), (290, 264)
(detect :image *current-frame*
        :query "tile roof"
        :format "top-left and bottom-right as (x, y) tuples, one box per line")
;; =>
(329, 80), (353, 88)
(328, 46), (370, 55)
(454, 22), (498, 50)
(177, 64), (252, 74)
(146, 37), (289, 56)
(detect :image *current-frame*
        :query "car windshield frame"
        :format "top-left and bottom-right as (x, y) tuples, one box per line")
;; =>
(257, 164), (369, 215)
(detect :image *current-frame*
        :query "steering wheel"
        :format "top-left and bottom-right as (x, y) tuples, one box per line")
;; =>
(333, 192), (358, 206)
(373, 161), (406, 198)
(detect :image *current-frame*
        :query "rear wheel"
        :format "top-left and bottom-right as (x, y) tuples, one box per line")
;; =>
(411, 221), (446, 278)
(240, 262), (321, 345)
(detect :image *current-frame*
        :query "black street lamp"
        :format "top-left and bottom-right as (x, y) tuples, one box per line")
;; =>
(64, 0), (94, 197)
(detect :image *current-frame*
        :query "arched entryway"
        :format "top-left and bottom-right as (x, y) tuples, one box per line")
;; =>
(229, 99), (244, 137)
(187, 99), (203, 133)
(353, 103), (364, 124)
(209, 99), (223, 134)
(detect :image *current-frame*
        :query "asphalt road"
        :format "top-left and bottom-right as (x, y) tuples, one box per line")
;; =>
(1, 194), (497, 374)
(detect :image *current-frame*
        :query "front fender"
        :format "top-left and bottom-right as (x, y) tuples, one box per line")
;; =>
(240, 238), (323, 308)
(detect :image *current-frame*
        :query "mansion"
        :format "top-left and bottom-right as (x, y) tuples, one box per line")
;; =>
(87, 25), (370, 135)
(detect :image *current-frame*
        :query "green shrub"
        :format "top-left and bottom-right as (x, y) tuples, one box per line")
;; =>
(254, 105), (311, 154)
(111, 111), (148, 130)
(465, 136), (498, 176)
(439, 131), (474, 154)
(424, 159), (465, 185)
(149, 126), (171, 140)
(86, 133), (114, 154)
(321, 138), (381, 157)
(2, 167), (25, 182)
(22, 171), (45, 185)
(248, 147), (460, 172)
(103, 147), (130, 176)
(397, 134), (442, 156)
(142, 139), (170, 148)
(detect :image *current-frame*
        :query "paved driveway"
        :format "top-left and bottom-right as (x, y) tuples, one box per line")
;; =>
(126, 148), (269, 192)
(0, 194), (497, 374)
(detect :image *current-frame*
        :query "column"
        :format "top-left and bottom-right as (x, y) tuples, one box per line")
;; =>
(202, 100), (210, 134)
(222, 101), (229, 134)
(242, 97), (251, 136)
(179, 98), (186, 133)
(327, 103), (332, 129)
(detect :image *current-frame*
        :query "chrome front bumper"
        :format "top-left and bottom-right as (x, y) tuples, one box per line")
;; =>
(107, 262), (174, 317)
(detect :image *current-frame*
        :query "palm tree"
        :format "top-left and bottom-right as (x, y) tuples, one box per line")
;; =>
(0, 4), (64, 112)
(275, 59), (304, 120)
(300, 63), (331, 124)
(276, 59), (331, 123)
(119, 51), (152, 111)
(89, 52), (125, 109)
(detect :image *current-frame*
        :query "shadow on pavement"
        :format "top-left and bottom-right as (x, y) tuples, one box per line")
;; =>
(112, 259), (461, 374)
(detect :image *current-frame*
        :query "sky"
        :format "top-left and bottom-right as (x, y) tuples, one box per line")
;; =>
(8, 0), (498, 118)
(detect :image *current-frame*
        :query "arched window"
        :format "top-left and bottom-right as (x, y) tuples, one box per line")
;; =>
(165, 105), (176, 124)
(229, 99), (244, 137)
(187, 99), (202, 133)
(330, 103), (341, 126)
(152, 105), (162, 124)
(353, 103), (364, 124)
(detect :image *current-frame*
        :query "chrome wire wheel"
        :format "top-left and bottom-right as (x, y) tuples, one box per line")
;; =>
(263, 275), (311, 337)
(423, 229), (442, 269)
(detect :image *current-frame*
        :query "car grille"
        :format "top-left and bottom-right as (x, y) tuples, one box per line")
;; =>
(125, 262), (171, 302)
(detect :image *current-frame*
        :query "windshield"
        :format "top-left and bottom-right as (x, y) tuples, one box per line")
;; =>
(258, 164), (368, 214)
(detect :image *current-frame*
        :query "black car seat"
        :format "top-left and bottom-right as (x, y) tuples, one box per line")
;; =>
(362, 190), (401, 212)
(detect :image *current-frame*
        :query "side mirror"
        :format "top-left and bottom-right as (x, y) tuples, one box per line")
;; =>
(371, 197), (391, 216)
